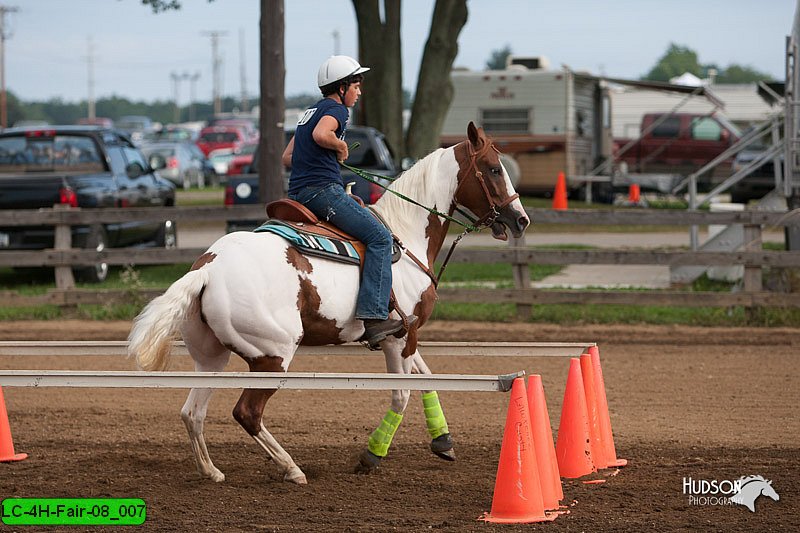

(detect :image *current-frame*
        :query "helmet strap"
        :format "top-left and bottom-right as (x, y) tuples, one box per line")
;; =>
(337, 82), (349, 106)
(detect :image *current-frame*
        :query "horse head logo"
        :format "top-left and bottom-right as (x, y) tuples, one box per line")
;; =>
(730, 475), (779, 512)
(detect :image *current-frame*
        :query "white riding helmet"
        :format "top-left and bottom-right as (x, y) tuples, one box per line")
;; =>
(317, 55), (370, 88)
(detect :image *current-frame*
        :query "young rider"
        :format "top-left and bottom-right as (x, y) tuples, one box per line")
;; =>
(282, 55), (415, 347)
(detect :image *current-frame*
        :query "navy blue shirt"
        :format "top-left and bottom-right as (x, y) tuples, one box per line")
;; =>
(287, 98), (349, 196)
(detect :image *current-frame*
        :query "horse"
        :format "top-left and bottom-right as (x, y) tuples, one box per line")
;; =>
(729, 475), (780, 512)
(127, 122), (530, 484)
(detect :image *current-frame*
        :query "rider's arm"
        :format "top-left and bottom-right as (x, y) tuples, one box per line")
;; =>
(281, 136), (294, 168)
(312, 115), (349, 162)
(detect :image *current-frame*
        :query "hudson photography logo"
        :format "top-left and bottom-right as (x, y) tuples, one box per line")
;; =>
(683, 475), (780, 512)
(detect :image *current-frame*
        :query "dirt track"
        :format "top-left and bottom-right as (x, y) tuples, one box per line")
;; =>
(0, 320), (798, 532)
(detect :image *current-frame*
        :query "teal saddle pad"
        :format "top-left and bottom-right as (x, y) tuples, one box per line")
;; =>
(254, 219), (361, 265)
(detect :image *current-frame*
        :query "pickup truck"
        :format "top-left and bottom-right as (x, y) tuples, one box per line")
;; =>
(224, 125), (400, 232)
(0, 125), (177, 282)
(614, 112), (742, 190)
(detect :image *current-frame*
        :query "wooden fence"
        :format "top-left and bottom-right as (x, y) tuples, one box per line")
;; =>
(1, 204), (799, 310)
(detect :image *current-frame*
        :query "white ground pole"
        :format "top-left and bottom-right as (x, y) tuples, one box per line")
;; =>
(0, 341), (595, 358)
(0, 341), (596, 393)
(0, 370), (522, 392)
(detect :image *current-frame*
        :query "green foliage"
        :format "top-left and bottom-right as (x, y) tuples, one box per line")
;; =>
(643, 43), (702, 82)
(716, 64), (773, 83)
(485, 45), (512, 70)
(643, 43), (773, 84)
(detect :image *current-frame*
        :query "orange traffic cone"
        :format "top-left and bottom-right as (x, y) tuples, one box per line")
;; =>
(555, 358), (596, 478)
(480, 378), (558, 523)
(552, 171), (568, 210)
(628, 184), (641, 204)
(0, 387), (27, 462)
(527, 375), (564, 510)
(589, 346), (627, 467)
(580, 354), (608, 469)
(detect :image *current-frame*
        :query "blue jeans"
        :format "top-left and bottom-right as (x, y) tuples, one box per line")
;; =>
(289, 183), (393, 320)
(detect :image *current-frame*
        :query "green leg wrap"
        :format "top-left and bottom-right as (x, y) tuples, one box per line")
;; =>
(422, 391), (449, 439)
(368, 409), (404, 458)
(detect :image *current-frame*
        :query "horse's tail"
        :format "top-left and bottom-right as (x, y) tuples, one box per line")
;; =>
(128, 268), (209, 371)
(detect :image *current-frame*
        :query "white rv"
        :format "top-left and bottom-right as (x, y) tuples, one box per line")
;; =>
(441, 57), (612, 196)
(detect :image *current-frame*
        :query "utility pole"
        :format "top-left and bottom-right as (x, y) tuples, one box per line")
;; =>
(170, 71), (181, 123)
(0, 5), (19, 128)
(188, 71), (200, 122)
(239, 27), (248, 113)
(332, 29), (340, 55)
(86, 36), (95, 119)
(202, 30), (227, 116)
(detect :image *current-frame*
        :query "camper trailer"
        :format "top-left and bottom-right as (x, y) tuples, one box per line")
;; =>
(440, 57), (613, 196)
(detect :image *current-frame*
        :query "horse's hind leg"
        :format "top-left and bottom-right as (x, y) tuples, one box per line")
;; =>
(180, 322), (231, 482)
(411, 350), (456, 461)
(232, 356), (307, 485)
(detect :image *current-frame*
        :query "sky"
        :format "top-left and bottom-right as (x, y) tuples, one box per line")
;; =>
(6, 0), (798, 104)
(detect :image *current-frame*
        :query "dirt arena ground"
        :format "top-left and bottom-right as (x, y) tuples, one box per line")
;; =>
(0, 320), (797, 532)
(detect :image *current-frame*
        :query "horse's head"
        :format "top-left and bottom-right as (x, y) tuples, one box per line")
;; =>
(452, 122), (530, 240)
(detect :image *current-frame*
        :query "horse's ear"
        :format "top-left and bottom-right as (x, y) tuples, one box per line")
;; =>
(467, 121), (484, 149)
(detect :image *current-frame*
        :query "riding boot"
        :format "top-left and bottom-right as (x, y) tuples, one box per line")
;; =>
(360, 315), (417, 349)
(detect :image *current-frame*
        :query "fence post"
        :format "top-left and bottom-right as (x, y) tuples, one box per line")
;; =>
(52, 204), (75, 290)
(742, 224), (763, 293)
(510, 234), (531, 319)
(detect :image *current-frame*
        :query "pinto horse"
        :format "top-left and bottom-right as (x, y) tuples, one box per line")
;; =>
(128, 122), (529, 484)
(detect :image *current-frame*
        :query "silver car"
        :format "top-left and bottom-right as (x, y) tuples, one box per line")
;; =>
(142, 141), (205, 189)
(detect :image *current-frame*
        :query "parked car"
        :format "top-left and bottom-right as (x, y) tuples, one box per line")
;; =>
(226, 141), (259, 176)
(729, 138), (784, 203)
(195, 126), (248, 157)
(0, 125), (176, 282)
(207, 117), (258, 140)
(208, 148), (235, 176)
(186, 142), (220, 187)
(144, 125), (197, 143)
(76, 117), (114, 128)
(614, 112), (742, 190)
(141, 141), (205, 189)
(224, 125), (399, 232)
(116, 115), (156, 145)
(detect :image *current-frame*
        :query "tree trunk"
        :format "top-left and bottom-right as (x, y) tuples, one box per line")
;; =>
(259, 0), (286, 202)
(352, 0), (403, 160)
(405, 0), (467, 160)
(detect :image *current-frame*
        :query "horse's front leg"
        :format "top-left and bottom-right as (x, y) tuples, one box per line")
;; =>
(355, 338), (414, 474)
(411, 350), (456, 461)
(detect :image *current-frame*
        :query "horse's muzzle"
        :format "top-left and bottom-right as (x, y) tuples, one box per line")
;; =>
(491, 209), (530, 240)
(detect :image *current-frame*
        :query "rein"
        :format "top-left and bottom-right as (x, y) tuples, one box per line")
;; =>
(340, 140), (517, 286)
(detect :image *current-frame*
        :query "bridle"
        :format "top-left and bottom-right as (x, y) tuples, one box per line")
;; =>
(340, 139), (520, 286)
(451, 140), (520, 229)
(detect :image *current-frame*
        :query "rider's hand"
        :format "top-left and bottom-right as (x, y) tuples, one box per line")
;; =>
(337, 142), (349, 163)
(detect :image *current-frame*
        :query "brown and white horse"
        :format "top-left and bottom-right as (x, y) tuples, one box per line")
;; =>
(128, 122), (529, 484)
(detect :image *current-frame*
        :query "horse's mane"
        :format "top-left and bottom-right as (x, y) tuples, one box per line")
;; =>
(373, 147), (453, 240)
(738, 475), (769, 485)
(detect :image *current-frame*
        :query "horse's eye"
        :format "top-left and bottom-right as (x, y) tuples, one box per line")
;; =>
(491, 167), (502, 176)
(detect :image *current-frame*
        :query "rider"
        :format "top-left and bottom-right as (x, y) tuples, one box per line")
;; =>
(283, 55), (415, 347)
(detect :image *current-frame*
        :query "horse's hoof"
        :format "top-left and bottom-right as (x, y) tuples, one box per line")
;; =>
(431, 433), (456, 461)
(201, 468), (225, 482)
(354, 449), (382, 474)
(284, 467), (308, 485)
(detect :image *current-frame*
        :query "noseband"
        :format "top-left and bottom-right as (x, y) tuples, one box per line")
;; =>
(452, 140), (520, 228)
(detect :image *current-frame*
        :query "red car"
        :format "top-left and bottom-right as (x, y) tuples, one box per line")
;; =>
(225, 141), (259, 175)
(195, 126), (248, 157)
